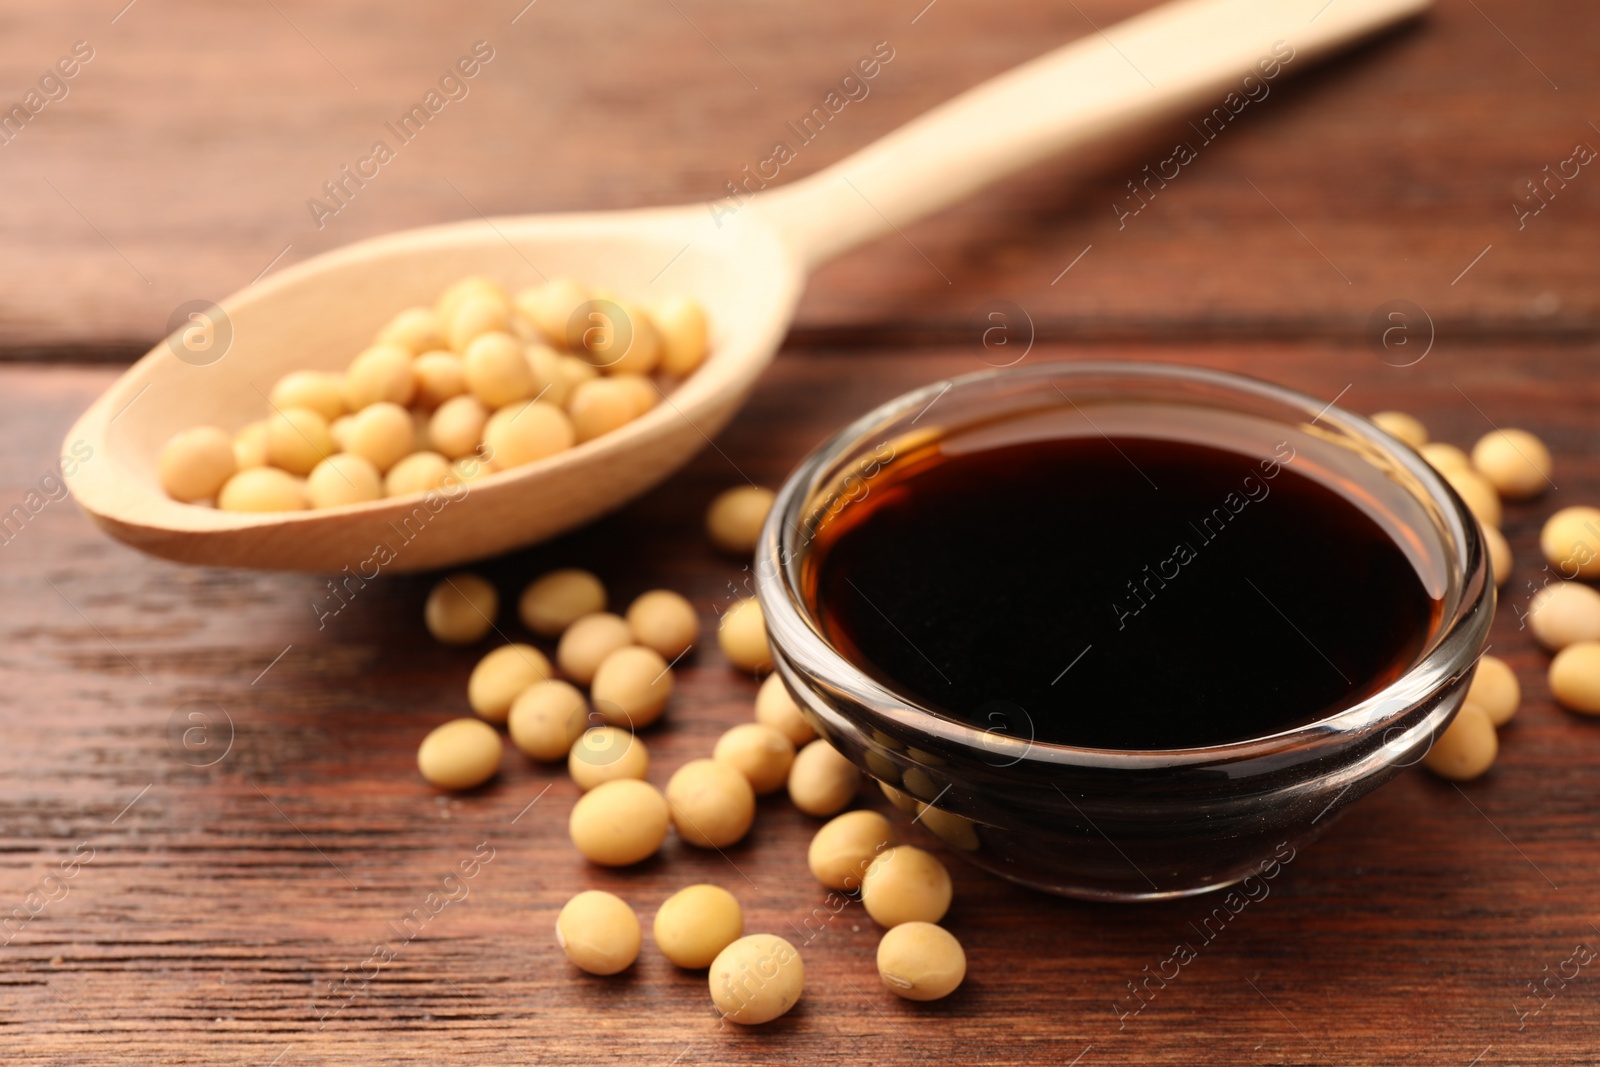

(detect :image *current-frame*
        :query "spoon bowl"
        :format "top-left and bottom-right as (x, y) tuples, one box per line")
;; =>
(65, 205), (800, 571)
(64, 0), (1429, 572)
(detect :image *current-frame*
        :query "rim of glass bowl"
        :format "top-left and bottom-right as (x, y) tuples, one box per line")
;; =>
(755, 360), (1493, 771)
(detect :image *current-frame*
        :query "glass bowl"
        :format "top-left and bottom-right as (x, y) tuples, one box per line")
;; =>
(755, 361), (1493, 900)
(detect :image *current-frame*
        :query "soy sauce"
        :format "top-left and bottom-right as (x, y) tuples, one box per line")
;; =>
(809, 434), (1438, 750)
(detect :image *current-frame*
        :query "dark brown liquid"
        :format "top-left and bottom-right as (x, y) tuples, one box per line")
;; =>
(809, 434), (1439, 750)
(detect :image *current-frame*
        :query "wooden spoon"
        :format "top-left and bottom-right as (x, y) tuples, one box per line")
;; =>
(64, 0), (1427, 573)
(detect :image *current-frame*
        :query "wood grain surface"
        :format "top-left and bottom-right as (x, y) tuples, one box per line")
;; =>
(0, 0), (1596, 354)
(3, 0), (1600, 1064)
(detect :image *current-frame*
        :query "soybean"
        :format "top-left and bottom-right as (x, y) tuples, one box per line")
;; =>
(807, 809), (893, 890)
(654, 884), (743, 969)
(1443, 467), (1502, 528)
(755, 672), (815, 746)
(1541, 506), (1600, 579)
(860, 846), (953, 927)
(345, 343), (416, 409)
(556, 613), (634, 686)
(877, 922), (966, 1001)
(467, 643), (553, 724)
(1370, 411), (1428, 449)
(270, 370), (346, 421)
(462, 331), (535, 408)
(1549, 641), (1600, 715)
(520, 569), (607, 637)
(718, 597), (772, 672)
(344, 401), (415, 472)
(556, 890), (640, 976)
(590, 645), (673, 728)
(1482, 523), (1512, 587)
(217, 467), (307, 512)
(568, 726), (649, 791)
(481, 400), (574, 468)
(666, 758), (756, 848)
(446, 292), (513, 354)
(233, 421), (269, 469)
(377, 306), (443, 353)
(265, 406), (336, 476)
(384, 450), (452, 496)
(1466, 654), (1520, 726)
(1527, 581), (1600, 651)
(1471, 428), (1551, 500)
(706, 486), (776, 554)
(303, 453), (381, 508)
(1420, 442), (1472, 474)
(1422, 704), (1497, 781)
(652, 296), (709, 377)
(159, 426), (237, 503)
(417, 718), (503, 790)
(788, 739), (860, 817)
(708, 935), (803, 1025)
(507, 680), (587, 761)
(412, 350), (466, 409)
(424, 572), (498, 645)
(625, 589), (698, 659)
(713, 723), (795, 795)
(567, 378), (639, 443)
(568, 778), (670, 866)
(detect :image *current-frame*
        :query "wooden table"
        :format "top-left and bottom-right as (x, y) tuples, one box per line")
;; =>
(3, 1), (1598, 1064)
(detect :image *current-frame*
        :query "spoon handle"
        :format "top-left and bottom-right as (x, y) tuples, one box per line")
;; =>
(756, 0), (1429, 271)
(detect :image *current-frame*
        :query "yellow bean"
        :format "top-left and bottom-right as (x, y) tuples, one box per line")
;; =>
(590, 645), (673, 728)
(217, 467), (307, 512)
(481, 401), (574, 468)
(507, 680), (588, 761)
(625, 590), (697, 659)
(1540, 506), (1600, 580)
(1550, 641), (1600, 715)
(713, 723), (795, 795)
(376, 306), (444, 353)
(467, 644), (553, 724)
(424, 573), (498, 645)
(655, 884), (742, 969)
(877, 922), (966, 1001)
(1466, 654), (1519, 726)
(861, 846), (953, 927)
(462, 331), (534, 408)
(159, 426), (237, 502)
(520, 569), (607, 638)
(417, 718), (503, 790)
(345, 343), (416, 410)
(344, 401), (415, 472)
(718, 597), (772, 672)
(384, 451), (452, 496)
(1471, 428), (1551, 500)
(651, 296), (709, 377)
(1370, 411), (1428, 448)
(1422, 704), (1497, 781)
(556, 612), (633, 686)
(556, 890), (640, 975)
(755, 673), (815, 746)
(270, 370), (346, 422)
(568, 726), (649, 791)
(306, 453), (383, 508)
(568, 778), (669, 866)
(265, 406), (336, 476)
(807, 809), (892, 890)
(666, 758), (755, 848)
(706, 486), (776, 554)
(412, 350), (466, 408)
(788, 739), (860, 817)
(709, 935), (803, 1024)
